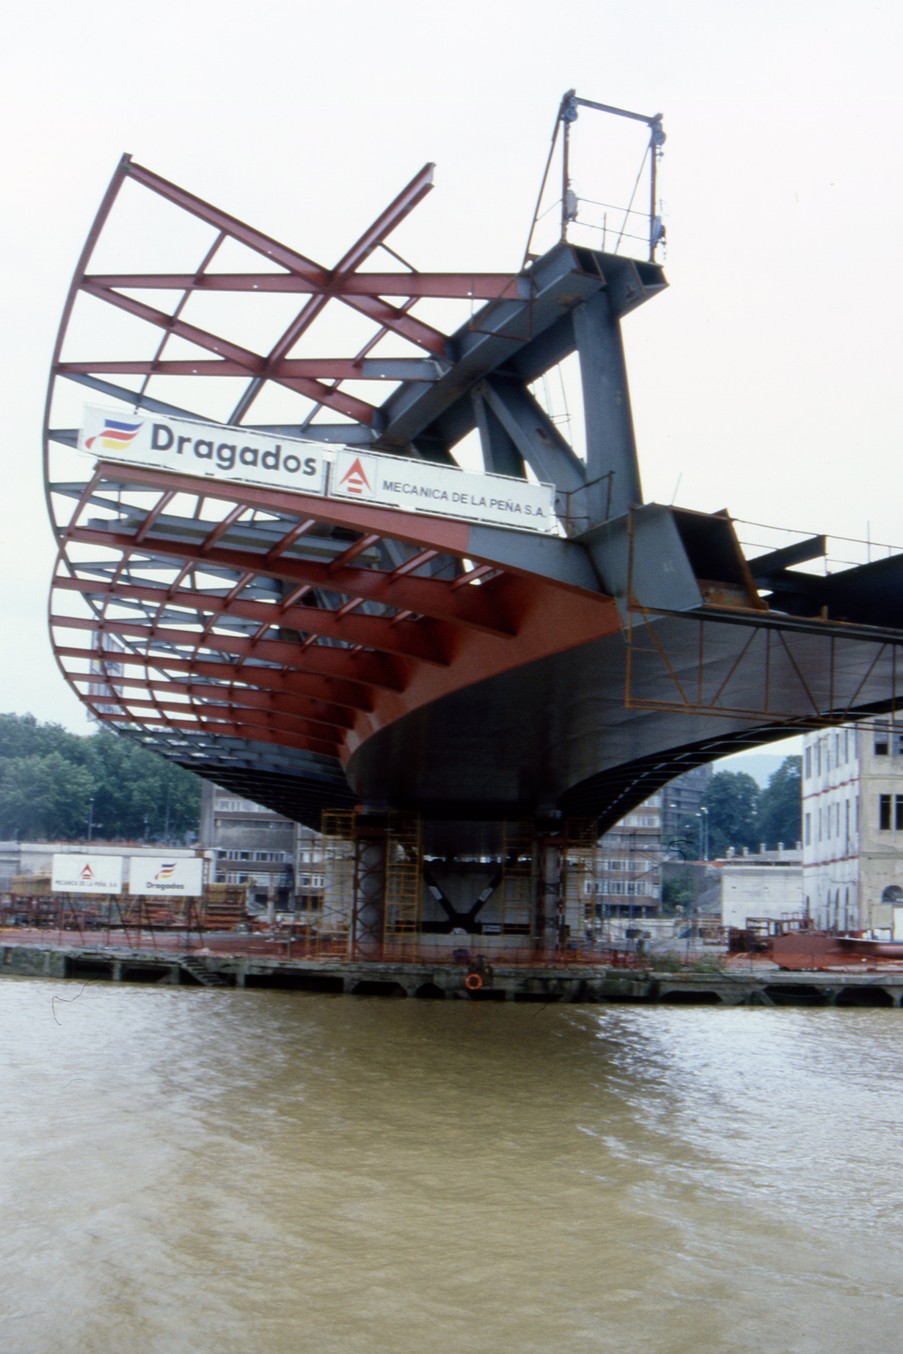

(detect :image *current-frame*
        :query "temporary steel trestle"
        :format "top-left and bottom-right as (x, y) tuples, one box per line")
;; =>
(310, 811), (605, 965)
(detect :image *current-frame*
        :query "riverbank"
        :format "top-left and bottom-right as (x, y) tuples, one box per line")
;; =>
(5, 932), (903, 1006)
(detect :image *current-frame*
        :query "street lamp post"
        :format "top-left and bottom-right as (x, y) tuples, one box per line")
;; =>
(692, 806), (710, 956)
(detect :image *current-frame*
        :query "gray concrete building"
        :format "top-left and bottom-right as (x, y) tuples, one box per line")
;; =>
(198, 782), (322, 913)
(713, 846), (803, 931)
(589, 794), (663, 926)
(660, 765), (713, 850)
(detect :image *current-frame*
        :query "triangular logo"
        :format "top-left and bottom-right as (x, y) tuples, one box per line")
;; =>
(338, 456), (372, 496)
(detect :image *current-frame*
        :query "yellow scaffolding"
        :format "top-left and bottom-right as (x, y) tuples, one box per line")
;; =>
(318, 809), (356, 955)
(562, 818), (601, 943)
(383, 814), (422, 953)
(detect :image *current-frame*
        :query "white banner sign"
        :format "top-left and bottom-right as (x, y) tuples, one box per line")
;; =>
(330, 448), (557, 533)
(80, 406), (329, 496)
(52, 854), (124, 895)
(81, 407), (559, 534)
(128, 857), (204, 897)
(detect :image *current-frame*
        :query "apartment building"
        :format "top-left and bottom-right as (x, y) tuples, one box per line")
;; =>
(198, 783), (322, 913)
(802, 721), (903, 931)
(587, 794), (663, 924)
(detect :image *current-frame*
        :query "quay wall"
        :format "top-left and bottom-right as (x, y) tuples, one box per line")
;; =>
(5, 940), (903, 1006)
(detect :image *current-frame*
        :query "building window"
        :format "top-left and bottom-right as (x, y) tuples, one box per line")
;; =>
(875, 723), (890, 756)
(805, 812), (811, 845)
(804, 746), (812, 778)
(879, 795), (903, 830)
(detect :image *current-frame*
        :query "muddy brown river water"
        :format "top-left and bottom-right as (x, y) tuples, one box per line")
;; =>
(2, 978), (902, 1352)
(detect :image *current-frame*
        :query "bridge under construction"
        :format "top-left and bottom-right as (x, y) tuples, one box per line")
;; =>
(44, 95), (903, 966)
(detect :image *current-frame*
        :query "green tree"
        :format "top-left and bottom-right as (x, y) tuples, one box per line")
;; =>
(0, 712), (89, 765)
(82, 732), (201, 840)
(661, 866), (698, 915)
(757, 756), (802, 849)
(0, 713), (41, 759)
(0, 752), (93, 839)
(701, 770), (761, 857)
(0, 714), (201, 841)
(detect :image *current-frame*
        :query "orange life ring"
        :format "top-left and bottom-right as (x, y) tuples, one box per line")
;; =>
(464, 972), (483, 992)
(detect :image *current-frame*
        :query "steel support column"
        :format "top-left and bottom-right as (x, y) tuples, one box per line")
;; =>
(352, 815), (388, 959)
(572, 291), (642, 522)
(536, 833), (564, 950)
(481, 377), (587, 493)
(471, 388), (527, 480)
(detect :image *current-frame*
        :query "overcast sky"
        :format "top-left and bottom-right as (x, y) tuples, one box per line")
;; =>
(3, 0), (901, 756)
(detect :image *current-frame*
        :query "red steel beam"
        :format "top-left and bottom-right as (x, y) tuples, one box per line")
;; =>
(87, 461), (474, 560)
(83, 272), (523, 300)
(82, 670), (358, 732)
(53, 574), (450, 665)
(78, 282), (379, 425)
(54, 613), (407, 691)
(100, 695), (345, 752)
(64, 524), (515, 635)
(55, 643), (375, 712)
(241, 161), (445, 393)
(332, 162), (434, 277)
(124, 158), (332, 283)
(120, 159), (449, 358)
(59, 359), (440, 381)
(96, 710), (342, 759)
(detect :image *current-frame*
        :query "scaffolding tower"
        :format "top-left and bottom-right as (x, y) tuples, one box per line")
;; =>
(318, 810), (356, 956)
(383, 815), (423, 956)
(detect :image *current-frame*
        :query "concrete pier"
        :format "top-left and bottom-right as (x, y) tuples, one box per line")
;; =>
(5, 938), (903, 1006)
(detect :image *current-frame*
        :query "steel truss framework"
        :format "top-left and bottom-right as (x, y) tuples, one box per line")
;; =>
(309, 813), (604, 963)
(45, 132), (903, 852)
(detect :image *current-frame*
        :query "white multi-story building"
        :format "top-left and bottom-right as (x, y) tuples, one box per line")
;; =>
(802, 721), (903, 931)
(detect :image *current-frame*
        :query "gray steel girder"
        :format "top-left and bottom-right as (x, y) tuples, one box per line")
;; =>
(373, 247), (663, 509)
(572, 291), (642, 520)
(480, 377), (587, 493)
(470, 390), (526, 480)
